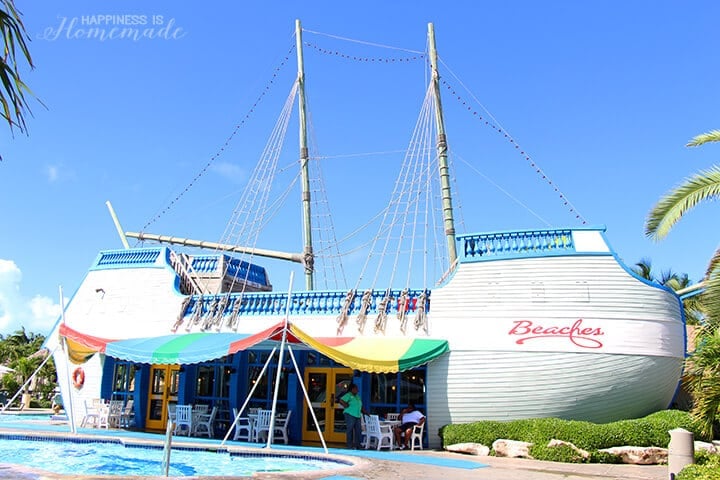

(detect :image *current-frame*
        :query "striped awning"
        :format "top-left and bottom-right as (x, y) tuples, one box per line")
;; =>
(58, 322), (448, 373)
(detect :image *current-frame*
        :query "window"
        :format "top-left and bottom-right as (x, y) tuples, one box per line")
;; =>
(245, 350), (290, 410)
(369, 367), (426, 415)
(111, 361), (137, 402)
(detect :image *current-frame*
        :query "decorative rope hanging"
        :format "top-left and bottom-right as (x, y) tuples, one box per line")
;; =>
(336, 289), (356, 335)
(356, 289), (373, 333)
(187, 297), (204, 332)
(397, 288), (410, 333)
(373, 292), (391, 334)
(172, 297), (192, 333)
(414, 290), (428, 334)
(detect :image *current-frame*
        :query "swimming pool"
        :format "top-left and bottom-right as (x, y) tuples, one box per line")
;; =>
(0, 435), (352, 477)
(0, 413), (53, 422)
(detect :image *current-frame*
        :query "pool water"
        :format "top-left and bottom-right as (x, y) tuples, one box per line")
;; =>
(0, 414), (52, 422)
(0, 437), (349, 477)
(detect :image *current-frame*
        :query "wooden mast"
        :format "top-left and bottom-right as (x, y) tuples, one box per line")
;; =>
(428, 23), (458, 264)
(296, 19), (315, 290)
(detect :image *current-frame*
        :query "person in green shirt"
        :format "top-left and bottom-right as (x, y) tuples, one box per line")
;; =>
(337, 383), (367, 449)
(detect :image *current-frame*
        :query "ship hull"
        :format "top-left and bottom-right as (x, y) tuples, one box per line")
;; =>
(47, 229), (685, 448)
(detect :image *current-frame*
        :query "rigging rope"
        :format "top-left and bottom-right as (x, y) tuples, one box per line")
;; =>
(437, 59), (587, 224)
(215, 82), (300, 303)
(139, 44), (297, 234)
(302, 28), (425, 54)
(306, 108), (349, 290)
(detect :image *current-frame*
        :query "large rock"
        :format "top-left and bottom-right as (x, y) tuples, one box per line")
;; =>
(445, 443), (490, 456)
(695, 441), (718, 454)
(547, 439), (590, 460)
(598, 446), (668, 465)
(492, 439), (533, 458)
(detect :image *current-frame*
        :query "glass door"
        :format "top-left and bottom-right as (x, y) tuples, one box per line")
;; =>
(302, 367), (353, 444)
(145, 364), (180, 431)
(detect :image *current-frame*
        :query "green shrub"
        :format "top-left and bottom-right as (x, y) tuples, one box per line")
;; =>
(588, 450), (624, 464)
(676, 453), (720, 480)
(529, 443), (588, 463)
(440, 410), (702, 464)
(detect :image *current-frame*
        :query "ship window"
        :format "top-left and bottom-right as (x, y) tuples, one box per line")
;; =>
(530, 281), (545, 302)
(574, 281), (590, 302)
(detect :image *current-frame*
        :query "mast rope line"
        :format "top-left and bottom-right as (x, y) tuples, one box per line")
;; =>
(453, 151), (553, 227)
(302, 28), (425, 55)
(304, 105), (352, 290)
(436, 58), (587, 224)
(215, 83), (300, 299)
(138, 44), (297, 235)
(360, 83), (439, 295)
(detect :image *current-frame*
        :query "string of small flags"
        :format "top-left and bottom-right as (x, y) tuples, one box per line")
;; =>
(441, 79), (587, 225)
(304, 41), (425, 63)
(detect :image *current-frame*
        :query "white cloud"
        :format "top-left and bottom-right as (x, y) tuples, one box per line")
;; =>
(0, 259), (61, 335)
(45, 165), (59, 182)
(212, 161), (247, 184)
(43, 164), (76, 183)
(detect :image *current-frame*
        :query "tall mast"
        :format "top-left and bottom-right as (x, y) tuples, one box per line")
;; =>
(428, 23), (458, 264)
(295, 19), (314, 290)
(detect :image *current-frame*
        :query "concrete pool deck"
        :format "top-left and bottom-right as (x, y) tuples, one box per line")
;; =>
(0, 411), (669, 480)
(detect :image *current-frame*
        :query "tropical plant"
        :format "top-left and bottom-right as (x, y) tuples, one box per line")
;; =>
(632, 258), (705, 325)
(0, 328), (55, 407)
(0, 0), (38, 138)
(645, 129), (720, 438)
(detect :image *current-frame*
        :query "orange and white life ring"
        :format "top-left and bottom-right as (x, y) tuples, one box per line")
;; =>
(72, 367), (85, 389)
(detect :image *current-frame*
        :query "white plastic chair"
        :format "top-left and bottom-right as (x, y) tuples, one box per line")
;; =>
(365, 414), (393, 450)
(107, 400), (124, 428)
(81, 399), (100, 428)
(253, 409), (272, 442)
(386, 412), (400, 422)
(167, 403), (177, 427)
(174, 405), (193, 436)
(231, 408), (252, 442)
(96, 403), (110, 429)
(270, 410), (292, 444)
(120, 399), (134, 428)
(410, 421), (425, 450)
(193, 406), (218, 438)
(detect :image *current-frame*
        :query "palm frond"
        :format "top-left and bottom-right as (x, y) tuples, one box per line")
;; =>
(686, 330), (720, 438)
(687, 130), (720, 147)
(0, 0), (37, 137)
(702, 249), (720, 332)
(645, 166), (720, 240)
(632, 258), (654, 280)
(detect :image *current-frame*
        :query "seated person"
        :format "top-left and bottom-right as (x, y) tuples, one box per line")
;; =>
(51, 392), (64, 414)
(393, 403), (425, 449)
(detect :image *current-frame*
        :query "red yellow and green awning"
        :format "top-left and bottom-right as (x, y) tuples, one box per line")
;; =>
(58, 322), (448, 373)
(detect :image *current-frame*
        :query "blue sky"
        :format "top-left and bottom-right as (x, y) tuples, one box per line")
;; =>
(1, 1), (719, 335)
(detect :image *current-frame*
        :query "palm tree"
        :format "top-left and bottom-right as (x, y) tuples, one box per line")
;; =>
(0, 0), (38, 138)
(632, 258), (705, 325)
(632, 258), (654, 281)
(10, 355), (40, 408)
(645, 129), (720, 438)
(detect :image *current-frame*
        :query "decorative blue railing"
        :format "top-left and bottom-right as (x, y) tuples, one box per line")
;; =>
(184, 288), (430, 318)
(459, 228), (575, 260)
(94, 248), (163, 268)
(91, 249), (269, 287)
